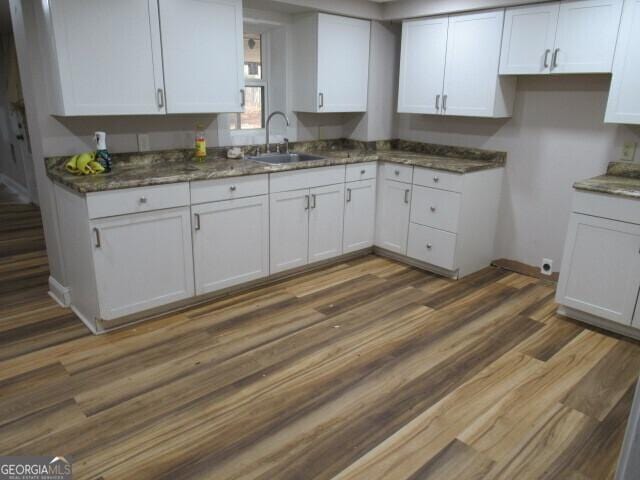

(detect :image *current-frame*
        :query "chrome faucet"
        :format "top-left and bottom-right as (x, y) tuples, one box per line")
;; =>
(265, 111), (290, 154)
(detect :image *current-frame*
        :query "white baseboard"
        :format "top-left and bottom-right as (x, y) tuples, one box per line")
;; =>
(557, 306), (640, 341)
(48, 275), (71, 307)
(71, 306), (99, 335)
(0, 173), (31, 203)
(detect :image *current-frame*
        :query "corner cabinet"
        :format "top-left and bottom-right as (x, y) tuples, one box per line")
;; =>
(291, 13), (371, 113)
(46, 0), (244, 115)
(605, 0), (640, 124)
(556, 191), (640, 333)
(500, 0), (623, 75)
(398, 9), (516, 118)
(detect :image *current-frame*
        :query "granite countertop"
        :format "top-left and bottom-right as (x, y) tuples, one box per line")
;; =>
(46, 139), (506, 194)
(573, 162), (640, 200)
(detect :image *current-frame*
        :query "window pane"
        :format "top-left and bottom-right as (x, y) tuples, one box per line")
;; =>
(244, 33), (262, 80)
(240, 86), (264, 130)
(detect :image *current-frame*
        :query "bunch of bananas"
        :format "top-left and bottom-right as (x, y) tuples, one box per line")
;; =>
(65, 152), (106, 175)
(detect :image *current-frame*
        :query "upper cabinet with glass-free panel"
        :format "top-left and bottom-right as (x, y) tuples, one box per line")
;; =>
(291, 13), (371, 113)
(46, 0), (244, 115)
(500, 0), (623, 75)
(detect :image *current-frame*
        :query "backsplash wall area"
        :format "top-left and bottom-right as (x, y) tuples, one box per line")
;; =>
(397, 75), (640, 271)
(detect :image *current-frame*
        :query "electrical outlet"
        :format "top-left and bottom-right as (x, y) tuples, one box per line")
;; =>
(137, 133), (151, 152)
(540, 258), (553, 276)
(621, 141), (637, 162)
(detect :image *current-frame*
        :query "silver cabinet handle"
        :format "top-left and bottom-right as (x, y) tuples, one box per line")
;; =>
(435, 94), (441, 111)
(551, 48), (559, 69)
(157, 88), (164, 108)
(442, 94), (448, 112)
(346, 188), (352, 202)
(543, 49), (551, 69)
(93, 227), (101, 248)
(311, 194), (317, 209)
(433, 176), (440, 183)
(404, 189), (410, 204)
(319, 92), (324, 109)
(230, 185), (236, 191)
(194, 213), (201, 231)
(430, 206), (436, 212)
(139, 196), (147, 204)
(426, 243), (433, 250)
(240, 89), (246, 107)
(304, 194), (310, 210)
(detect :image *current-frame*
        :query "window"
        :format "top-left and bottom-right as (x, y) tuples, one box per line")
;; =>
(231, 33), (266, 130)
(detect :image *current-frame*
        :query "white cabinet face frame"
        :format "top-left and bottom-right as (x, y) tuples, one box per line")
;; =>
(49, 0), (166, 115)
(270, 189), (311, 274)
(192, 196), (269, 295)
(499, 2), (560, 74)
(91, 207), (195, 321)
(553, 0), (623, 74)
(317, 13), (371, 113)
(158, 0), (244, 113)
(605, 0), (640, 124)
(397, 16), (449, 114)
(308, 183), (345, 262)
(556, 213), (640, 325)
(343, 179), (377, 253)
(442, 9), (505, 117)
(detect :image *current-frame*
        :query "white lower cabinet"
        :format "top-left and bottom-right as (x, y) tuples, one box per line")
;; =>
(91, 207), (195, 321)
(270, 189), (311, 274)
(556, 212), (640, 325)
(376, 178), (412, 255)
(308, 184), (345, 263)
(343, 179), (377, 253)
(192, 196), (269, 295)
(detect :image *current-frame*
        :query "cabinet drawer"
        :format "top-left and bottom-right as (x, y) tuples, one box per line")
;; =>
(407, 223), (457, 271)
(573, 190), (640, 225)
(411, 185), (461, 233)
(191, 174), (268, 204)
(346, 162), (377, 182)
(413, 167), (463, 192)
(382, 162), (413, 183)
(86, 183), (190, 219)
(270, 166), (346, 193)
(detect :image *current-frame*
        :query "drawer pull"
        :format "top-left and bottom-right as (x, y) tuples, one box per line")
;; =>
(230, 185), (237, 191)
(430, 206), (436, 212)
(346, 188), (352, 202)
(360, 169), (366, 174)
(139, 196), (147, 204)
(426, 243), (433, 250)
(395, 169), (400, 176)
(433, 176), (440, 183)
(404, 189), (410, 204)
(93, 228), (101, 248)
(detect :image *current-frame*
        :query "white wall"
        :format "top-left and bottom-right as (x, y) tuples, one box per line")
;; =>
(397, 75), (640, 271)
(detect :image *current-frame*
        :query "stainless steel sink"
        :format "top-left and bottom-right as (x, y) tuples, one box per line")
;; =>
(248, 152), (325, 164)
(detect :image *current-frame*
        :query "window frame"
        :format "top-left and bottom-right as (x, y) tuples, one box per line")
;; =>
(231, 32), (268, 133)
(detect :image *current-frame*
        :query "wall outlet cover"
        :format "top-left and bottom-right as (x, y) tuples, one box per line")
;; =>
(540, 258), (553, 276)
(137, 133), (151, 152)
(621, 141), (637, 162)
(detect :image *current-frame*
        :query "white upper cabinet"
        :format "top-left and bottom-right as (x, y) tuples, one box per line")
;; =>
(500, 0), (623, 75)
(398, 9), (515, 118)
(158, 0), (244, 114)
(605, 0), (640, 124)
(500, 3), (560, 74)
(443, 9), (515, 117)
(48, 0), (165, 115)
(292, 13), (371, 113)
(398, 17), (448, 114)
(47, 0), (244, 115)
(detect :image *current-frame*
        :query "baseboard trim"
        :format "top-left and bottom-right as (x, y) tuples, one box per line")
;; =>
(0, 173), (31, 203)
(71, 306), (99, 335)
(48, 276), (71, 307)
(492, 258), (559, 282)
(557, 305), (640, 341)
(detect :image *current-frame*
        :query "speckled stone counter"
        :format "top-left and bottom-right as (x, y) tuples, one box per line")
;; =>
(46, 139), (506, 194)
(574, 162), (640, 200)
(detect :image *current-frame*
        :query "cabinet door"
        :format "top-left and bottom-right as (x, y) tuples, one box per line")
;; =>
(91, 208), (194, 321)
(553, 0), (623, 73)
(344, 179), (377, 253)
(270, 189), (310, 274)
(49, 0), (165, 115)
(442, 9), (506, 117)
(317, 14), (371, 112)
(605, 0), (640, 124)
(397, 17), (448, 114)
(375, 179), (411, 255)
(499, 3), (560, 74)
(309, 184), (345, 263)
(556, 214), (640, 325)
(192, 196), (269, 295)
(158, 0), (243, 113)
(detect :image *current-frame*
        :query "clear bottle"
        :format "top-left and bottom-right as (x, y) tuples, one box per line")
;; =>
(195, 124), (207, 160)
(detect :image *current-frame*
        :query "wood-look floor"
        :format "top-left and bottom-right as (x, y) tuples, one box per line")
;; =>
(1, 201), (639, 480)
